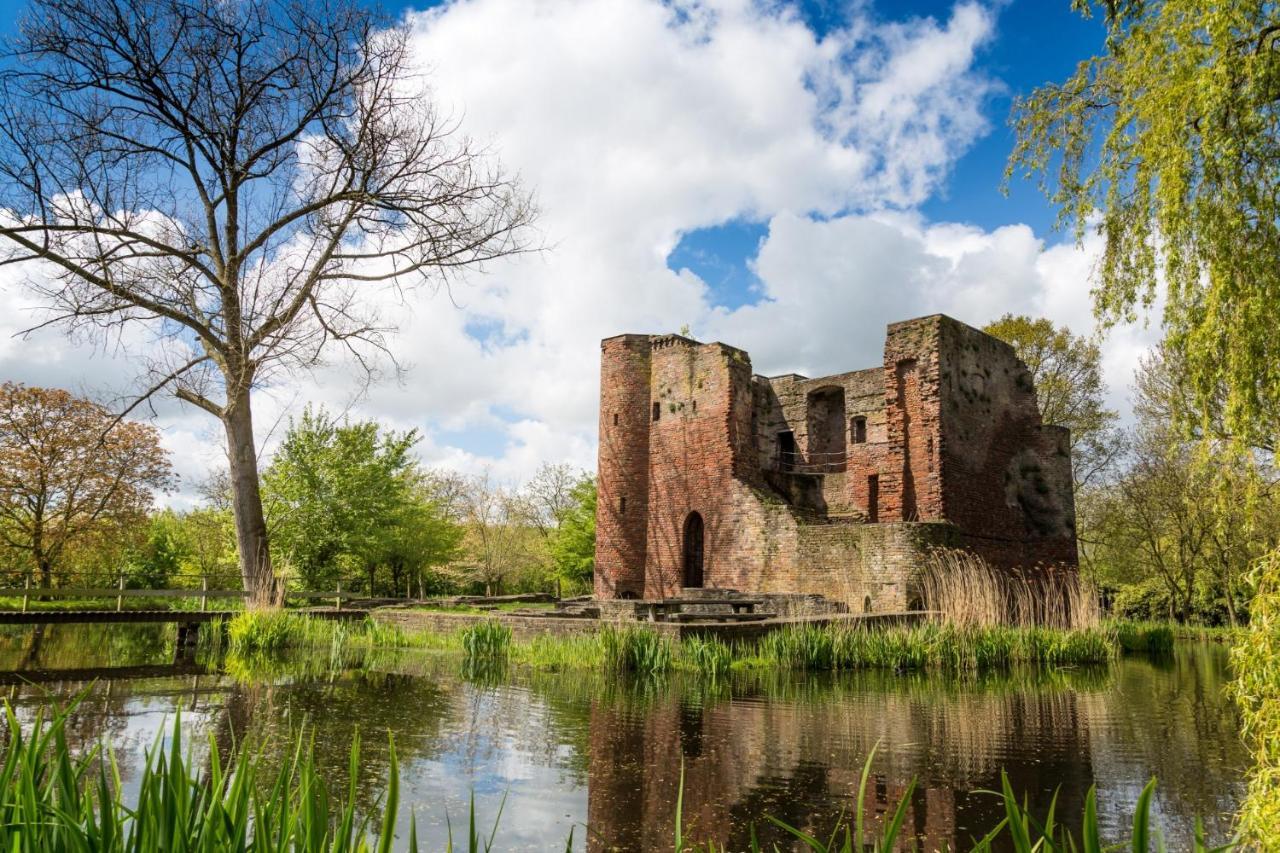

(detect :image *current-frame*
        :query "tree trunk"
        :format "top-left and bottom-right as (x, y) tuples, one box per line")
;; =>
(223, 389), (275, 607)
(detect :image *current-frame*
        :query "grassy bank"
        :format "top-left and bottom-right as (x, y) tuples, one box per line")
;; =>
(459, 620), (1121, 677)
(221, 611), (1189, 680)
(2, 700), (1228, 852)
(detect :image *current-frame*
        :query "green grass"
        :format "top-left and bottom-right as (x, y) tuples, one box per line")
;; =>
(1112, 620), (1177, 655)
(2, 699), (1231, 852)
(228, 613), (1145, 678)
(409, 601), (558, 614)
(225, 611), (443, 655)
(452, 621), (1119, 677)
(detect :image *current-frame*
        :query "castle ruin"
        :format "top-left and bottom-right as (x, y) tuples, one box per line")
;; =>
(592, 314), (1077, 612)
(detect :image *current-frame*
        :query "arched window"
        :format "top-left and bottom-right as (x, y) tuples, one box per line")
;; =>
(682, 512), (705, 588)
(863, 595), (872, 613)
(850, 416), (867, 444)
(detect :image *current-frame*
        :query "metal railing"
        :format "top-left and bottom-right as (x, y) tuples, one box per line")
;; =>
(773, 449), (849, 474)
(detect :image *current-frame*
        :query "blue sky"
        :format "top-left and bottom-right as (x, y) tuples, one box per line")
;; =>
(362, 0), (1107, 313)
(0, 0), (1151, 497)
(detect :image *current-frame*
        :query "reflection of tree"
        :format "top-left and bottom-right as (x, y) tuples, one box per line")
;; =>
(1080, 644), (1245, 842)
(0, 623), (171, 670)
(582, 660), (1241, 851)
(221, 665), (454, 819)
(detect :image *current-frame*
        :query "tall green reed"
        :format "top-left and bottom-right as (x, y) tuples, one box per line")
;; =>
(601, 625), (673, 676)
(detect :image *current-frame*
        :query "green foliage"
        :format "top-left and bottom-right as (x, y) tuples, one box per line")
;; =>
(262, 406), (461, 596)
(1112, 620), (1176, 655)
(1080, 346), (1276, 627)
(227, 610), (302, 653)
(0, 698), (522, 852)
(1231, 551), (1280, 848)
(547, 477), (596, 588)
(747, 623), (1116, 673)
(1009, 1), (1280, 453)
(459, 620), (512, 662)
(122, 511), (185, 589)
(681, 635), (732, 680)
(226, 612), (417, 656)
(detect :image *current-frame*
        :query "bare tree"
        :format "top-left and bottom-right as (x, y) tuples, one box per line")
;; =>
(0, 0), (534, 602)
(520, 462), (586, 537)
(456, 470), (539, 597)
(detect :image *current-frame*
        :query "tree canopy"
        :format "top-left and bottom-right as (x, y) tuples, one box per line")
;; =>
(1010, 0), (1280, 452)
(0, 382), (173, 586)
(0, 0), (533, 602)
(261, 407), (461, 595)
(1011, 2), (1280, 840)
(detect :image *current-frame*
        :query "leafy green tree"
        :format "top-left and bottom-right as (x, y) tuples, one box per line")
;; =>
(1010, 0), (1280, 453)
(124, 511), (187, 590)
(1010, 5), (1280, 835)
(262, 407), (458, 595)
(548, 477), (596, 592)
(370, 474), (465, 597)
(984, 315), (1121, 488)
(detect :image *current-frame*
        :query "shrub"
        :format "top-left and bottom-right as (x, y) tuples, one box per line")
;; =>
(227, 610), (302, 653)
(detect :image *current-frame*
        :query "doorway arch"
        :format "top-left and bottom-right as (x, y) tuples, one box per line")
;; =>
(682, 512), (705, 588)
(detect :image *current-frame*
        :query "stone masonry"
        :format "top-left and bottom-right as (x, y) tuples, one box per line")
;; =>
(593, 314), (1077, 610)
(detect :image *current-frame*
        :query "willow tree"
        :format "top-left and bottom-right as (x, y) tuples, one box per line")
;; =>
(1008, 0), (1280, 841)
(0, 0), (533, 603)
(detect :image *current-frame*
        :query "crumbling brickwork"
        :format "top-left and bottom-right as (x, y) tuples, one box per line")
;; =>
(593, 315), (1077, 607)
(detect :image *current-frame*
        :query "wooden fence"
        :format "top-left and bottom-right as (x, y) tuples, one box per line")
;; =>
(0, 571), (359, 613)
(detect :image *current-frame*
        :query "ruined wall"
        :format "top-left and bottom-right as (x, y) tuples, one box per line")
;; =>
(881, 317), (946, 523)
(594, 313), (1078, 606)
(761, 521), (959, 611)
(933, 317), (1077, 568)
(754, 368), (886, 519)
(643, 337), (768, 597)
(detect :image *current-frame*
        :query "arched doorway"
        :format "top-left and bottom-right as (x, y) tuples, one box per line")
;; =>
(682, 512), (705, 588)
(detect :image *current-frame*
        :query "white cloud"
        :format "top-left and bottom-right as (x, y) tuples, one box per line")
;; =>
(0, 0), (1156, 505)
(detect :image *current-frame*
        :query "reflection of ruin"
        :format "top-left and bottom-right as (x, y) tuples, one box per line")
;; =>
(585, 674), (1098, 851)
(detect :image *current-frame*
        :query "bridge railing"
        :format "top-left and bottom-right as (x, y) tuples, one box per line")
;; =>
(0, 570), (360, 613)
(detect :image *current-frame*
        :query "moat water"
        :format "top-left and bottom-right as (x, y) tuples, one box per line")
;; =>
(0, 624), (1247, 851)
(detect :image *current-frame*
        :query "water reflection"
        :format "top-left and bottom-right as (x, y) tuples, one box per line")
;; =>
(0, 626), (1247, 851)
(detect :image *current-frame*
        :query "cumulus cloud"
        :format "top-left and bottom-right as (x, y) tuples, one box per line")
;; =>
(0, 0), (1155, 504)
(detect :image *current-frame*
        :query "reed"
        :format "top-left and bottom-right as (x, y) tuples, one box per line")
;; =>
(741, 623), (1115, 673)
(1112, 620), (1176, 655)
(0, 698), (419, 852)
(600, 625), (673, 676)
(919, 549), (1102, 630)
(225, 611), (424, 656)
(457, 620), (513, 685)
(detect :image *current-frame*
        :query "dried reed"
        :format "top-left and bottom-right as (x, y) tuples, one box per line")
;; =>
(918, 550), (1101, 630)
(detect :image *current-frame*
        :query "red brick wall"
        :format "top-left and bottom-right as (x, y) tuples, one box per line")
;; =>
(643, 337), (759, 597)
(594, 335), (653, 598)
(882, 317), (945, 522)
